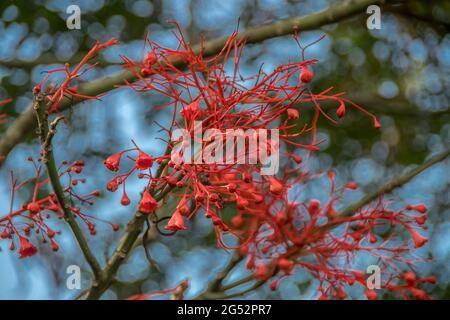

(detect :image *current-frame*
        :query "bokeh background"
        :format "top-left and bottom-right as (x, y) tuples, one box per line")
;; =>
(0, 0), (449, 299)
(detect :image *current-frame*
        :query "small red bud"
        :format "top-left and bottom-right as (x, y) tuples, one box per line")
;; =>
(300, 67), (313, 83)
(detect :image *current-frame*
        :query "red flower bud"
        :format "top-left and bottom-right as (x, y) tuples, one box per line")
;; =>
(0, 229), (9, 239)
(180, 99), (200, 119)
(236, 195), (249, 210)
(231, 215), (243, 227)
(27, 202), (40, 214)
(121, 192), (131, 206)
(141, 67), (152, 77)
(365, 289), (377, 300)
(145, 50), (158, 65)
(409, 288), (426, 300)
(291, 154), (302, 164)
(268, 176), (283, 195)
(401, 272), (416, 284)
(287, 108), (299, 120)
(47, 228), (56, 238)
(254, 264), (269, 280)
(104, 153), (122, 172)
(227, 183), (237, 193)
(300, 67), (313, 83)
(107, 179), (119, 192)
(308, 199), (321, 215)
(277, 258), (294, 272)
(409, 229), (428, 248)
(344, 182), (359, 190)
(336, 102), (346, 118)
(138, 189), (158, 214)
(373, 118), (381, 129)
(51, 239), (59, 252)
(415, 216), (427, 225)
(406, 204), (427, 214)
(19, 236), (38, 258)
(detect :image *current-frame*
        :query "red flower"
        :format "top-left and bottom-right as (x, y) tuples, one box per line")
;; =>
(138, 189), (158, 214)
(135, 151), (153, 170)
(104, 153), (122, 172)
(18, 236), (38, 259)
(409, 229), (428, 248)
(165, 210), (186, 231)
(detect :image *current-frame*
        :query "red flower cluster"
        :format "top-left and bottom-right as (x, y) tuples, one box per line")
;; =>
(33, 38), (119, 112)
(0, 156), (116, 258)
(231, 170), (431, 299)
(103, 141), (169, 210)
(99, 25), (433, 299)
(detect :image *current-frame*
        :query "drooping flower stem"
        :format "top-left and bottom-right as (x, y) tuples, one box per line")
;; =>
(33, 92), (102, 280)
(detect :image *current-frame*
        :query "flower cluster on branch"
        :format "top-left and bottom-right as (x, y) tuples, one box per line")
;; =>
(99, 25), (432, 299)
(0, 22), (437, 300)
(0, 157), (117, 259)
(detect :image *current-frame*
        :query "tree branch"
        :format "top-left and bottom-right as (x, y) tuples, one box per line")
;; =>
(0, 0), (383, 165)
(33, 92), (102, 280)
(0, 53), (114, 69)
(338, 148), (450, 218)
